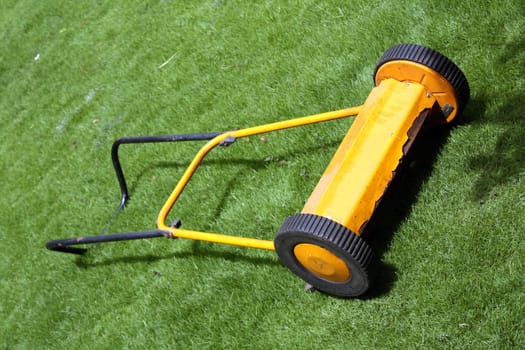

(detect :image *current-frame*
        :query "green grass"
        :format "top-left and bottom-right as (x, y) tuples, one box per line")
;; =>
(1, 0), (524, 348)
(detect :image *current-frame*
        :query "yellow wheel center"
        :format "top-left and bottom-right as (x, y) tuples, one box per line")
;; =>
(293, 243), (351, 282)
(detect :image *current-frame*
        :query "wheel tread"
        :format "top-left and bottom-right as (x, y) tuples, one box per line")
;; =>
(277, 213), (374, 278)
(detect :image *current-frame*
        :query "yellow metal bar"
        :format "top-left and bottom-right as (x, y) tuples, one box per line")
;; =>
(301, 79), (437, 234)
(156, 106), (362, 248)
(164, 228), (275, 250)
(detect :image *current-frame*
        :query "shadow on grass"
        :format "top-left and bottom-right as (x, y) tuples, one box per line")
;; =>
(469, 119), (525, 202)
(465, 36), (525, 201)
(361, 123), (453, 298)
(464, 94), (525, 202)
(75, 241), (280, 269)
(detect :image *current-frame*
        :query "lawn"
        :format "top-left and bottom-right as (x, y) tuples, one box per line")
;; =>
(1, 0), (524, 348)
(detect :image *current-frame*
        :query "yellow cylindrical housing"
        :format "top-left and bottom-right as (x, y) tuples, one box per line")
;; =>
(301, 78), (436, 235)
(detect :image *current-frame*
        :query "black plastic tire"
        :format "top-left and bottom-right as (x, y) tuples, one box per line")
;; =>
(374, 43), (470, 117)
(274, 214), (374, 297)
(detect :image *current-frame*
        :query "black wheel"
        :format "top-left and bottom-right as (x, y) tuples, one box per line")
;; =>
(274, 214), (374, 297)
(373, 43), (470, 122)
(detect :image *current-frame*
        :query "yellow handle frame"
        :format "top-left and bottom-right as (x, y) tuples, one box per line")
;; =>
(156, 106), (363, 250)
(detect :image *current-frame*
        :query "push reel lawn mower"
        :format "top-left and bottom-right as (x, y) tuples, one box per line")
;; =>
(47, 44), (469, 297)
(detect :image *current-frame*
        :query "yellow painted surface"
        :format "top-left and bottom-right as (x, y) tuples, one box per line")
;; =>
(301, 79), (437, 234)
(166, 228), (275, 250)
(374, 60), (459, 122)
(294, 243), (351, 282)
